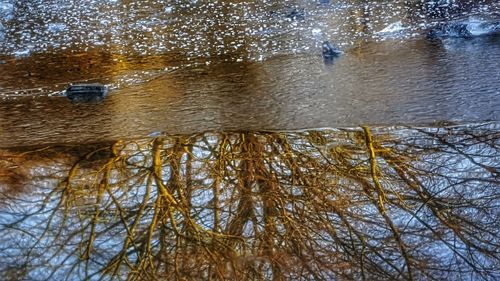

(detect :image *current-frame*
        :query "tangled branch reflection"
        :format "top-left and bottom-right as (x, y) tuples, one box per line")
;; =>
(0, 124), (498, 280)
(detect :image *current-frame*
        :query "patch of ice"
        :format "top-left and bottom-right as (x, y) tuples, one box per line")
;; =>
(377, 21), (407, 34)
(465, 18), (498, 36)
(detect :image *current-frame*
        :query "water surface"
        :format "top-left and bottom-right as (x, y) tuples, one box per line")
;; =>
(1, 0), (499, 146)
(1, 1), (499, 279)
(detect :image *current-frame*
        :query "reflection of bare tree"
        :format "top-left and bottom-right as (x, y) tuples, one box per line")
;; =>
(0, 124), (498, 280)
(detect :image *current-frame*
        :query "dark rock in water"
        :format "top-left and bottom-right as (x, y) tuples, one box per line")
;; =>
(65, 83), (108, 102)
(426, 20), (500, 40)
(322, 41), (342, 58)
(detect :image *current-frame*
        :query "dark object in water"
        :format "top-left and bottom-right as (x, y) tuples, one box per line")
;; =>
(426, 20), (500, 40)
(322, 41), (342, 58)
(65, 83), (108, 102)
(426, 23), (472, 40)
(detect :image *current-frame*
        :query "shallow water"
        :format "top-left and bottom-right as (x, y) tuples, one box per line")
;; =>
(0, 0), (500, 147)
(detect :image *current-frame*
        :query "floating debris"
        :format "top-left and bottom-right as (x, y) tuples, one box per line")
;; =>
(322, 41), (342, 58)
(322, 41), (343, 65)
(65, 83), (108, 102)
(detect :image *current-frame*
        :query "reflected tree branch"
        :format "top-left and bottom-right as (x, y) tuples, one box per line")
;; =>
(0, 124), (499, 280)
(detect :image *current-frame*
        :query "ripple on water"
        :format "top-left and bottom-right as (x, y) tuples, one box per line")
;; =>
(0, 0), (499, 146)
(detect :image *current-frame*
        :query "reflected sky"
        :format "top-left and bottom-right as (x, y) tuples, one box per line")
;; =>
(0, 123), (498, 280)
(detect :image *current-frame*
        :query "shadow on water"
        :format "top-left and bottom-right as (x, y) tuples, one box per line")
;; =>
(0, 123), (498, 280)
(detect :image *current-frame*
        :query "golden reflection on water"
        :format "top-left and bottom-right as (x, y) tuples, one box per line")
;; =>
(0, 124), (498, 280)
